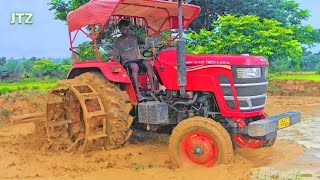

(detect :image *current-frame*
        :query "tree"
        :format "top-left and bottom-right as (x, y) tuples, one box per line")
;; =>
(186, 0), (308, 29)
(61, 58), (73, 65)
(186, 14), (302, 70)
(0, 60), (22, 80)
(176, 0), (320, 48)
(49, 0), (88, 21)
(31, 59), (70, 78)
(0, 57), (6, 66)
(49, 0), (320, 47)
(301, 52), (320, 71)
(21, 57), (38, 78)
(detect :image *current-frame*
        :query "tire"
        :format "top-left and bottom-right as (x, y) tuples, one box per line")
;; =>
(261, 113), (277, 147)
(76, 72), (133, 147)
(262, 134), (277, 147)
(46, 72), (133, 151)
(169, 117), (233, 167)
(232, 132), (277, 149)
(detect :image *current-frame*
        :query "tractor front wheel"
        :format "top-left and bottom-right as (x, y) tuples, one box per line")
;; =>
(169, 117), (233, 167)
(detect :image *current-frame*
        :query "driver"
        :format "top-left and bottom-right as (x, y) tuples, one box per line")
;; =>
(113, 19), (156, 102)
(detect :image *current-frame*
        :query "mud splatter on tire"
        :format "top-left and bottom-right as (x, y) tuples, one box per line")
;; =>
(45, 72), (133, 152)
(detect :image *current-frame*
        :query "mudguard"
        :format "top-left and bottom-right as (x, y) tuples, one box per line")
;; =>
(67, 61), (137, 103)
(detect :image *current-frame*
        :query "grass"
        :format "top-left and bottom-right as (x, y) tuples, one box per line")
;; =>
(269, 71), (320, 82)
(0, 81), (57, 95)
(254, 169), (303, 180)
(131, 162), (158, 171)
(0, 77), (59, 84)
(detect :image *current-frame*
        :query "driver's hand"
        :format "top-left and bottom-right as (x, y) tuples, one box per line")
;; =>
(110, 50), (119, 56)
(159, 41), (167, 46)
(110, 50), (121, 61)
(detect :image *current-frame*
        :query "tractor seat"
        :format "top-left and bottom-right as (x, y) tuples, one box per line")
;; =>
(122, 60), (147, 75)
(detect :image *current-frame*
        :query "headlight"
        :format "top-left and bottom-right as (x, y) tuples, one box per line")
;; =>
(237, 68), (261, 79)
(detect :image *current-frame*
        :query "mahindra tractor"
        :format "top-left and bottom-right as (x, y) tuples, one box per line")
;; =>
(44, 0), (301, 167)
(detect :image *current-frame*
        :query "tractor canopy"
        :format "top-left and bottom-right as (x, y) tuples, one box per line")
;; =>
(67, 0), (201, 36)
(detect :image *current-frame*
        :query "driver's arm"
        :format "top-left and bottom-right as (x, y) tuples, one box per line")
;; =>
(112, 40), (121, 62)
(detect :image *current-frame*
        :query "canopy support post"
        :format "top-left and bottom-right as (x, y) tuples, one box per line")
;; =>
(177, 0), (187, 97)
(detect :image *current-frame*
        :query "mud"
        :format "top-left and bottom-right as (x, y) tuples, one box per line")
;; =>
(258, 96), (320, 179)
(0, 81), (319, 179)
(0, 121), (307, 180)
(45, 73), (133, 152)
(0, 90), (46, 124)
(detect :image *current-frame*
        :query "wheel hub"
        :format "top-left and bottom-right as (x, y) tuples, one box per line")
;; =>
(180, 131), (218, 167)
(193, 146), (204, 156)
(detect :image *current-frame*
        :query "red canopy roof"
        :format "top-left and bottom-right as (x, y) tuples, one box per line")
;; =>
(67, 0), (201, 35)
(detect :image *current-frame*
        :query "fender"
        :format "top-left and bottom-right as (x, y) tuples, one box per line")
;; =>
(67, 61), (137, 103)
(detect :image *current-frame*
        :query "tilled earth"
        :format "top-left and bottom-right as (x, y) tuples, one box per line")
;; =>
(0, 84), (319, 180)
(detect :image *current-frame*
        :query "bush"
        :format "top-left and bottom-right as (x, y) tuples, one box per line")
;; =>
(316, 67), (320, 75)
(31, 86), (40, 90)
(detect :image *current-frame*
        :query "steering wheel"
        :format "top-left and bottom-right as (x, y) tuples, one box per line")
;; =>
(141, 43), (167, 58)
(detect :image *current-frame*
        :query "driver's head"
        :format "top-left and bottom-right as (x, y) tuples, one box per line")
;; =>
(118, 19), (131, 36)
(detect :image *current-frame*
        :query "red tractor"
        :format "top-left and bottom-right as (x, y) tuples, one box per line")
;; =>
(45, 0), (301, 167)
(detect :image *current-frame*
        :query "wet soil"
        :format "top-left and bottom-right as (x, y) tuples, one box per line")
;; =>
(0, 81), (319, 179)
(257, 96), (320, 179)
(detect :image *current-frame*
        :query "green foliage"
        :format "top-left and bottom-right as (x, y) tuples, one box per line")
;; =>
(0, 82), (56, 95)
(49, 0), (320, 48)
(0, 60), (22, 81)
(268, 72), (320, 82)
(31, 59), (71, 78)
(291, 25), (320, 47)
(189, 0), (310, 29)
(0, 57), (69, 83)
(188, 1), (312, 29)
(183, 0), (320, 47)
(21, 57), (37, 78)
(61, 58), (73, 65)
(0, 57), (6, 66)
(316, 67), (320, 75)
(75, 41), (95, 61)
(301, 52), (320, 71)
(49, 0), (88, 21)
(186, 14), (302, 68)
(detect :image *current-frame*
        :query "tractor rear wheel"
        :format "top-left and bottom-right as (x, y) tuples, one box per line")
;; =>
(232, 113), (277, 149)
(169, 117), (233, 167)
(45, 72), (133, 152)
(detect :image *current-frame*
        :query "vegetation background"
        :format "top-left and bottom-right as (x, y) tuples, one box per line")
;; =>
(0, 0), (319, 95)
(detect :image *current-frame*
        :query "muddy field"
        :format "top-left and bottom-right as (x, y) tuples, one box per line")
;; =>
(0, 81), (319, 180)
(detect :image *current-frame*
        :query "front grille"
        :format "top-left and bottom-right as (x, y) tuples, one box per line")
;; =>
(219, 66), (268, 111)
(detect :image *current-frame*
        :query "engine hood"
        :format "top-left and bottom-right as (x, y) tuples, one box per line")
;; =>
(157, 49), (269, 66)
